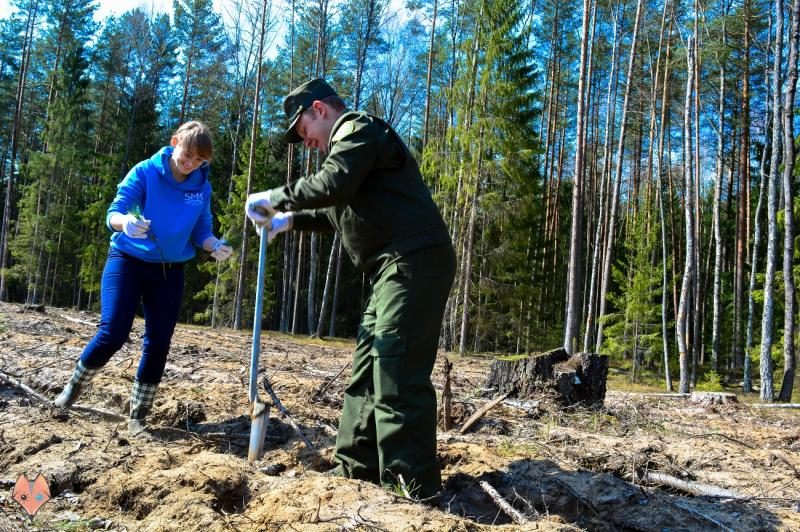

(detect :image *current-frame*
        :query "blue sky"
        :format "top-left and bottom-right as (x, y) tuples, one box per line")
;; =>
(0, 0), (176, 20)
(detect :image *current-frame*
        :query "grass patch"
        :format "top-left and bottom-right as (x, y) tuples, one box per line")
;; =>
(496, 438), (540, 458)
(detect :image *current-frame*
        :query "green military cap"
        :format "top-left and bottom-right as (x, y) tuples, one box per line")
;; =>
(283, 78), (338, 143)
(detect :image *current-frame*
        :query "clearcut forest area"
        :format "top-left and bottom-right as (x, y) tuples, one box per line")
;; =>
(1, 302), (799, 531)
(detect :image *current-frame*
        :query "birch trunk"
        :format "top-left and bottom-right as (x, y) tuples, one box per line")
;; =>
(745, 10), (769, 393)
(760, 0), (783, 402)
(677, 37), (696, 394)
(710, 19), (726, 373)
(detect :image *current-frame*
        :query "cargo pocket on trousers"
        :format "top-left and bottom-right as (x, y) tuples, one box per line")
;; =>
(373, 334), (406, 401)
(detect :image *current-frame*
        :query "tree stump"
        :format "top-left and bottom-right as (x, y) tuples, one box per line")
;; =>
(689, 392), (738, 406)
(484, 348), (609, 406)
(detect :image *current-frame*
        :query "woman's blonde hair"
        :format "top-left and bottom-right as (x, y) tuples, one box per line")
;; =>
(174, 121), (213, 160)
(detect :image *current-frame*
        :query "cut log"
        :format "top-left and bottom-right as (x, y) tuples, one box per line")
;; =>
(484, 348), (608, 406)
(689, 392), (738, 406)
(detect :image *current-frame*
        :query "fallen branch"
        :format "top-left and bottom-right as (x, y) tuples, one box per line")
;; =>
(262, 376), (315, 451)
(0, 369), (126, 422)
(0, 370), (50, 403)
(459, 392), (510, 434)
(673, 499), (735, 532)
(752, 403), (800, 409)
(641, 471), (745, 499)
(313, 361), (351, 399)
(479, 480), (528, 525)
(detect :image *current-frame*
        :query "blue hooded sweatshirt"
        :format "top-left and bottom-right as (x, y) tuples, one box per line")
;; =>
(106, 146), (214, 263)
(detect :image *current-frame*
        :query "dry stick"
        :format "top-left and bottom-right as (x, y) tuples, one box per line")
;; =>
(634, 392), (690, 398)
(441, 357), (453, 431)
(459, 391), (510, 434)
(641, 471), (745, 499)
(58, 314), (98, 327)
(313, 361), (351, 398)
(262, 376), (315, 451)
(479, 481), (528, 525)
(685, 432), (755, 449)
(0, 369), (126, 422)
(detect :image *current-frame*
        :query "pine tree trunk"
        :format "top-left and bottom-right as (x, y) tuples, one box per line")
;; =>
(595, 0), (644, 352)
(0, 0), (39, 301)
(308, 232), (319, 335)
(734, 2), (751, 370)
(328, 240), (343, 337)
(583, 2), (620, 353)
(655, 0), (674, 391)
(778, 0), (799, 402)
(233, 0), (268, 330)
(291, 233), (305, 334)
(316, 234), (339, 337)
(422, 0), (438, 147)
(564, 0), (594, 354)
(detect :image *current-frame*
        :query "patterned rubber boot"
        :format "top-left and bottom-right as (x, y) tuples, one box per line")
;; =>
(128, 379), (159, 437)
(54, 361), (98, 408)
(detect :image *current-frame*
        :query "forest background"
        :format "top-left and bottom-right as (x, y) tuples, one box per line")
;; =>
(0, 0), (798, 403)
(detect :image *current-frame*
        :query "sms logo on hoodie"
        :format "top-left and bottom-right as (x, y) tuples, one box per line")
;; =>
(185, 192), (204, 207)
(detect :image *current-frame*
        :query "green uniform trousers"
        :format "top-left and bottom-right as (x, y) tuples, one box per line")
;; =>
(334, 243), (456, 498)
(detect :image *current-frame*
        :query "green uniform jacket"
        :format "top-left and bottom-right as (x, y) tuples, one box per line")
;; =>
(270, 111), (452, 275)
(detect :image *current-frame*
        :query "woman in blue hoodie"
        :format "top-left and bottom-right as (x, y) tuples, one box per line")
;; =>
(54, 121), (232, 437)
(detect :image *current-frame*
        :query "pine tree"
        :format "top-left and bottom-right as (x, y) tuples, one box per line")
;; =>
(10, 44), (91, 306)
(173, 0), (230, 125)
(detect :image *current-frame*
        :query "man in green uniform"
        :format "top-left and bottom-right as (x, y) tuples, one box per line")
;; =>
(245, 78), (455, 499)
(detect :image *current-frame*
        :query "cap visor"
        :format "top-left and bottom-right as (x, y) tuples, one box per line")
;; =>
(284, 113), (303, 144)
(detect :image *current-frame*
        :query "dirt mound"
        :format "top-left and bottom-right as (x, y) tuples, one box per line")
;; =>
(84, 452), (248, 530)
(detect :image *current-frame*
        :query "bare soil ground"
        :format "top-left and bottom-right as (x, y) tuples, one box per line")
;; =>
(1, 301), (799, 531)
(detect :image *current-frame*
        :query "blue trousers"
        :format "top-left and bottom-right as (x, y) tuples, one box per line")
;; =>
(79, 248), (184, 384)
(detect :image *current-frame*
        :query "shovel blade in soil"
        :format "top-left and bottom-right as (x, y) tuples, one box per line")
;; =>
(248, 399), (270, 463)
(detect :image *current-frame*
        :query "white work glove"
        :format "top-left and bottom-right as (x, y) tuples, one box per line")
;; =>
(210, 239), (233, 261)
(265, 212), (293, 242)
(245, 190), (277, 226)
(120, 214), (150, 239)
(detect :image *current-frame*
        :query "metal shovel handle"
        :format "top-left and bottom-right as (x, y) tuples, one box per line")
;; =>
(249, 228), (268, 403)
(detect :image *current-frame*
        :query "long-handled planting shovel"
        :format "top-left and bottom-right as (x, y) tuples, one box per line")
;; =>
(248, 229), (271, 463)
